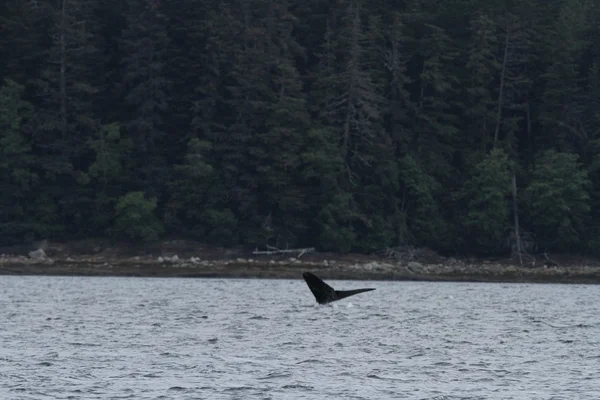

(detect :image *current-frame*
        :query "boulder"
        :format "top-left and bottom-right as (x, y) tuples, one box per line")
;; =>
(28, 249), (47, 261)
(407, 261), (423, 269)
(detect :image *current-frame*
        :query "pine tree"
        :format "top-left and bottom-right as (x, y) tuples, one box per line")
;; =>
(464, 11), (501, 153)
(119, 0), (171, 195)
(460, 148), (512, 254)
(161, 0), (221, 143)
(312, 0), (385, 181)
(525, 150), (591, 251)
(0, 79), (39, 243)
(31, 0), (104, 236)
(381, 11), (414, 152)
(539, 0), (593, 152)
(0, 0), (48, 85)
(86, 122), (133, 231)
(411, 22), (460, 180)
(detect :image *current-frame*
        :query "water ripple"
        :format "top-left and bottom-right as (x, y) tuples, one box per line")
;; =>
(1, 276), (600, 399)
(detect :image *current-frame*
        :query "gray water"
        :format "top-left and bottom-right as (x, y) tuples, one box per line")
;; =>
(1, 276), (600, 400)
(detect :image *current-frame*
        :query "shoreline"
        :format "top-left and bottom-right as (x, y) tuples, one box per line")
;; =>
(1, 240), (600, 284)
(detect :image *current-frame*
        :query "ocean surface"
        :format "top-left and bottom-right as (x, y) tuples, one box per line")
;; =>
(1, 275), (600, 399)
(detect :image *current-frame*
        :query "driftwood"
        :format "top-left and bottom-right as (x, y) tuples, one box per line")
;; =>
(252, 246), (315, 258)
(543, 252), (559, 267)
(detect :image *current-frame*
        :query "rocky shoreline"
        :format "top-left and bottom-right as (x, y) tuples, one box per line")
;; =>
(1, 240), (600, 284)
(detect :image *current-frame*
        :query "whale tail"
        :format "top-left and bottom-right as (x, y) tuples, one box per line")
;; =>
(302, 272), (375, 304)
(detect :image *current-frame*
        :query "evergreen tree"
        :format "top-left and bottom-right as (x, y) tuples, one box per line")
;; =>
(538, 0), (592, 152)
(381, 11), (414, 152)
(0, 0), (49, 86)
(33, 0), (104, 236)
(0, 80), (40, 243)
(86, 122), (132, 231)
(464, 11), (501, 153)
(164, 138), (214, 238)
(525, 150), (591, 251)
(410, 22), (460, 181)
(397, 155), (447, 250)
(2, 0), (600, 256)
(460, 148), (512, 254)
(119, 0), (171, 196)
(312, 0), (385, 181)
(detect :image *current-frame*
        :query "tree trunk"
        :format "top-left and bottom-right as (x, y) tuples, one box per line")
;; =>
(512, 173), (523, 266)
(59, 0), (68, 137)
(494, 21), (510, 145)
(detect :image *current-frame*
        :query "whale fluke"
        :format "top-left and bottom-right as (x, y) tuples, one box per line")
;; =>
(302, 272), (375, 304)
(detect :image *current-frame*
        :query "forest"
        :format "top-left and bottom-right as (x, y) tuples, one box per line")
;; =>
(0, 0), (599, 258)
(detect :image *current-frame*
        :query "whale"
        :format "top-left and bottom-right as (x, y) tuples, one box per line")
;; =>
(302, 272), (375, 304)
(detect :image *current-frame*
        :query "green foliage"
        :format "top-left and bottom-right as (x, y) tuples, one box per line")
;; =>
(460, 149), (512, 254)
(3, 0), (600, 257)
(525, 150), (591, 251)
(539, 0), (593, 150)
(0, 79), (43, 244)
(88, 122), (131, 188)
(165, 138), (214, 236)
(0, 79), (35, 189)
(200, 208), (238, 245)
(464, 12), (501, 151)
(398, 155), (446, 249)
(112, 192), (164, 242)
(120, 0), (171, 193)
(314, 191), (358, 253)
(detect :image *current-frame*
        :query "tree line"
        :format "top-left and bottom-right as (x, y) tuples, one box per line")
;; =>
(0, 0), (599, 257)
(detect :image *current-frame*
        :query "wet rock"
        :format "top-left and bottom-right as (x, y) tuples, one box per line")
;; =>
(407, 261), (423, 270)
(28, 249), (47, 261)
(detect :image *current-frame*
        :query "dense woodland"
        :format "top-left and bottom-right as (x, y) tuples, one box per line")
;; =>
(0, 0), (599, 258)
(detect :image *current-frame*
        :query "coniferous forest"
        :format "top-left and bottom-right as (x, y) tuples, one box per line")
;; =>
(1, 0), (599, 258)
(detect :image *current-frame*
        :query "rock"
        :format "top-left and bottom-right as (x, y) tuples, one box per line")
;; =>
(171, 255), (179, 262)
(158, 256), (164, 263)
(288, 257), (297, 263)
(269, 260), (275, 264)
(28, 249), (47, 261)
(66, 257), (74, 262)
(407, 261), (423, 269)
(236, 258), (246, 263)
(323, 260), (329, 266)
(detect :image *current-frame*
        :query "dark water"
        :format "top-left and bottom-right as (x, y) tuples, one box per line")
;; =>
(1, 275), (600, 399)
